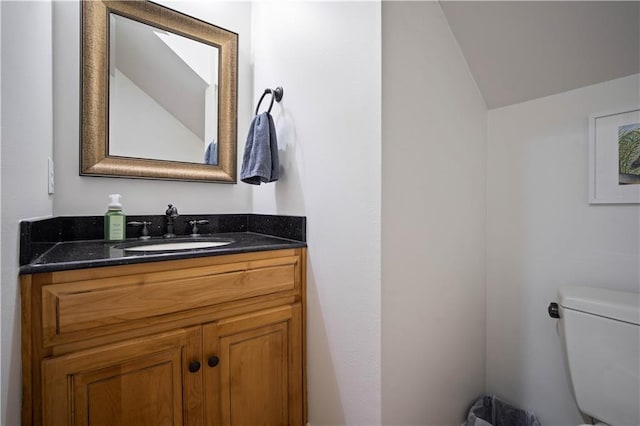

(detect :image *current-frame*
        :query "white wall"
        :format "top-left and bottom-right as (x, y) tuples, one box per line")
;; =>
(0, 2), (3, 421)
(109, 69), (205, 163)
(0, 0), (3, 411)
(251, 2), (382, 424)
(1, 2), (55, 425)
(52, 1), (253, 216)
(486, 74), (640, 425)
(381, 2), (488, 424)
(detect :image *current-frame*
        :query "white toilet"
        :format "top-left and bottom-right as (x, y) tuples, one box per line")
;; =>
(553, 286), (640, 426)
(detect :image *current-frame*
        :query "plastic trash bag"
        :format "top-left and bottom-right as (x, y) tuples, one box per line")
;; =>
(465, 395), (541, 426)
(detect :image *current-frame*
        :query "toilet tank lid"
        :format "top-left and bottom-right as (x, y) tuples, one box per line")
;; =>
(559, 286), (640, 325)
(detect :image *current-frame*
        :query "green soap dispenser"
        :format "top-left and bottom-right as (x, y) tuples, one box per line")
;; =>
(105, 194), (125, 241)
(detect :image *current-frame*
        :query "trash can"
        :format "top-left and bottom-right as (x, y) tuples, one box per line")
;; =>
(465, 395), (541, 426)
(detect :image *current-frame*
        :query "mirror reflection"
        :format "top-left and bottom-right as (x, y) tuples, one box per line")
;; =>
(81, 0), (237, 183)
(109, 13), (220, 165)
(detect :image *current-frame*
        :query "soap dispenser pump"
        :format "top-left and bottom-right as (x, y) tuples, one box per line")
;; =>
(105, 194), (125, 241)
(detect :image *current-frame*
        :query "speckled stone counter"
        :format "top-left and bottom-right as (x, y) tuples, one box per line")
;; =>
(20, 214), (306, 274)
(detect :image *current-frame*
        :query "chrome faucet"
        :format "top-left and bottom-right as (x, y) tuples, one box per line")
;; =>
(164, 204), (179, 238)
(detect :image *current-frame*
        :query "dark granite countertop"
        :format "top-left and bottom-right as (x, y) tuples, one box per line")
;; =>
(20, 214), (306, 275)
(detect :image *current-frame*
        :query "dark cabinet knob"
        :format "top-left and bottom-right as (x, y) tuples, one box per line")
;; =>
(208, 356), (220, 367)
(188, 360), (201, 373)
(548, 302), (560, 319)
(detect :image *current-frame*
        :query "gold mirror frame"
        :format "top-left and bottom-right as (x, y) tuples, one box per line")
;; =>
(81, 0), (238, 182)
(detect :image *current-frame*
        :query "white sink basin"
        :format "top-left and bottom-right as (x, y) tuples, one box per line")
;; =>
(122, 240), (233, 252)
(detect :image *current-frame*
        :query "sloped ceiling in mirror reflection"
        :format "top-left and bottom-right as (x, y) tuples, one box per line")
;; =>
(111, 14), (210, 140)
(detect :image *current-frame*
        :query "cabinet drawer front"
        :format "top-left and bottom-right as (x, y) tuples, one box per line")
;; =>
(42, 258), (297, 339)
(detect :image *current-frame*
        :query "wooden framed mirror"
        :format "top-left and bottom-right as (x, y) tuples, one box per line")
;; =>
(81, 0), (238, 182)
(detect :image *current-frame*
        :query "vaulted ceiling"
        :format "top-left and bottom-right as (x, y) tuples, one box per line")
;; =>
(440, 1), (640, 108)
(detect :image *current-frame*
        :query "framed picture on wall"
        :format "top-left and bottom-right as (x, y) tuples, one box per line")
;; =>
(589, 106), (640, 204)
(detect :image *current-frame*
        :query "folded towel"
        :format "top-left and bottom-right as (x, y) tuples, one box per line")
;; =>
(241, 112), (279, 184)
(204, 141), (218, 165)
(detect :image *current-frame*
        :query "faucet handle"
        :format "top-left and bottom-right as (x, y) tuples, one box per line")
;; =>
(166, 204), (178, 217)
(127, 221), (151, 240)
(189, 219), (209, 237)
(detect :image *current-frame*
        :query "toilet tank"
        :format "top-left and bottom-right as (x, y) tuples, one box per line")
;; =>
(558, 286), (640, 426)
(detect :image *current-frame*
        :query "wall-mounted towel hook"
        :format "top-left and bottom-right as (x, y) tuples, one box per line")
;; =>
(255, 86), (284, 115)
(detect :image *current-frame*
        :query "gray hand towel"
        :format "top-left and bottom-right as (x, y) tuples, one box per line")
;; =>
(203, 141), (217, 165)
(241, 112), (279, 184)
(267, 113), (279, 182)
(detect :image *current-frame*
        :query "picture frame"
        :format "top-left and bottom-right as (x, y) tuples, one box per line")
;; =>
(588, 106), (640, 204)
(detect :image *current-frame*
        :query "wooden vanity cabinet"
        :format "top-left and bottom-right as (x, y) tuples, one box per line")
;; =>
(21, 248), (306, 426)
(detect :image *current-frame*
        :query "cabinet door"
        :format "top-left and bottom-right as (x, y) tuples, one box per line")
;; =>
(41, 327), (202, 426)
(203, 304), (303, 426)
